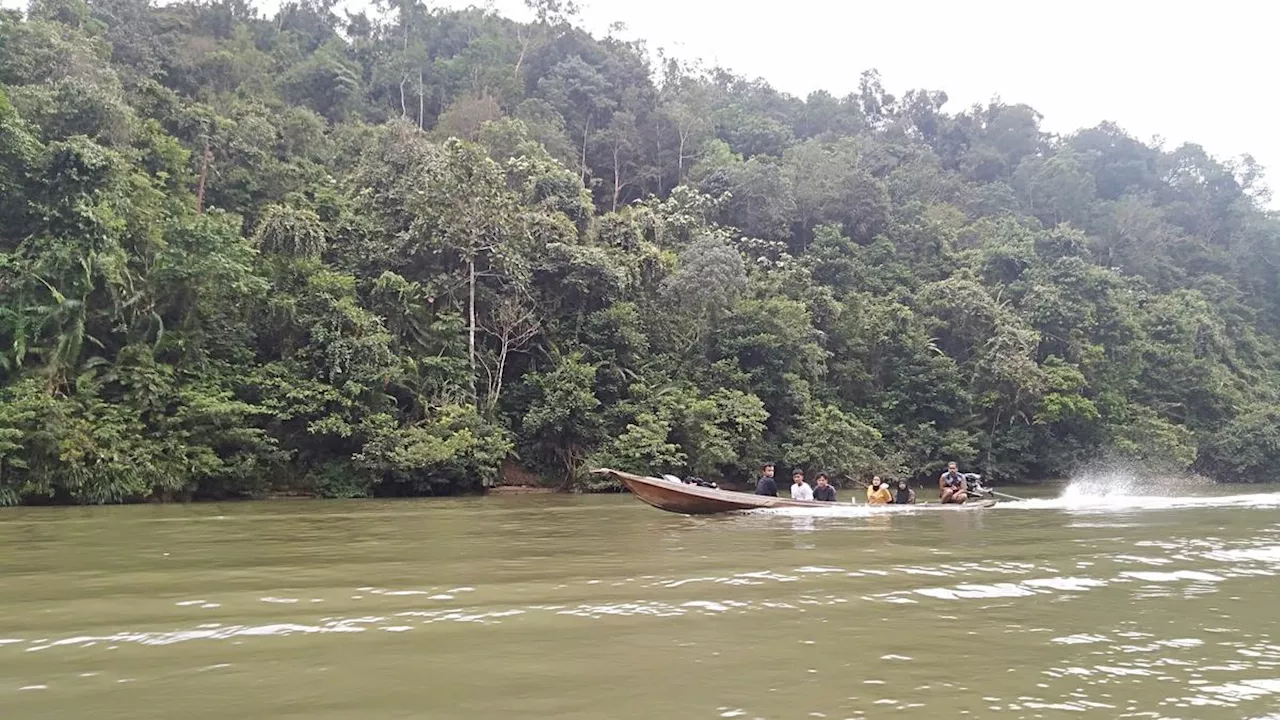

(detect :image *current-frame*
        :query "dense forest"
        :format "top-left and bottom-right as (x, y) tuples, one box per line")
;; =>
(1, 0), (1278, 504)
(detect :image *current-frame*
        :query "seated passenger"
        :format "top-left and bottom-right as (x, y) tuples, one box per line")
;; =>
(892, 479), (915, 504)
(790, 469), (814, 501)
(755, 463), (778, 496)
(939, 461), (968, 504)
(813, 473), (837, 502)
(865, 476), (892, 505)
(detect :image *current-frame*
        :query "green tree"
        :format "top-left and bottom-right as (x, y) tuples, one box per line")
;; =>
(2, 0), (1280, 504)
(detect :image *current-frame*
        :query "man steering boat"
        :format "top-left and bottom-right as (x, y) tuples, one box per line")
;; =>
(938, 461), (969, 504)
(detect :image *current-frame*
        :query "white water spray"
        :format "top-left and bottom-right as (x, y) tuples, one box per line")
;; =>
(1010, 462), (1280, 512)
(1060, 461), (1212, 499)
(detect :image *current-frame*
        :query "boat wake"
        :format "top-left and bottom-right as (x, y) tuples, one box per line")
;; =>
(1009, 465), (1280, 512)
(754, 466), (1280, 516)
(1007, 490), (1280, 512)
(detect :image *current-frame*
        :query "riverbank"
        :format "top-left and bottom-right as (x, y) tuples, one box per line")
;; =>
(1, 463), (1226, 506)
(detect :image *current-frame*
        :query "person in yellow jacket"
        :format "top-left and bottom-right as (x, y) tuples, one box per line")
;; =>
(865, 476), (892, 505)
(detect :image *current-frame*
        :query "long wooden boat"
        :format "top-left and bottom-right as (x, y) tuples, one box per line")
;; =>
(591, 468), (998, 515)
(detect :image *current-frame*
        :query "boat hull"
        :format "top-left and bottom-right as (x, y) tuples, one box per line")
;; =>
(591, 468), (997, 515)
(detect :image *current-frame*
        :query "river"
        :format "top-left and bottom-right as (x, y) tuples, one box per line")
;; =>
(3, 477), (1280, 719)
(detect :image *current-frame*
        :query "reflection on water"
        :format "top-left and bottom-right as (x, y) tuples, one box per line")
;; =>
(788, 515), (816, 538)
(1, 486), (1279, 719)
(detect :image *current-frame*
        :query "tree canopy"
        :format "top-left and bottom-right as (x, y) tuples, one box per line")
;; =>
(1, 0), (1278, 503)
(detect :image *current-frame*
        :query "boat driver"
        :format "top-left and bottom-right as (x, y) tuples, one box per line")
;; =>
(939, 461), (968, 504)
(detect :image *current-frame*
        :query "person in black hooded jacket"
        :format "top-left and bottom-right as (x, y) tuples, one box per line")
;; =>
(893, 479), (916, 505)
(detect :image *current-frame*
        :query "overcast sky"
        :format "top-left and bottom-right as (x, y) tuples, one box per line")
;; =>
(459, 0), (1277, 199)
(6, 0), (1276, 202)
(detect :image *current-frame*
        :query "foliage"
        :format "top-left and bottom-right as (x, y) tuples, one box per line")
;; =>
(1, 0), (1279, 504)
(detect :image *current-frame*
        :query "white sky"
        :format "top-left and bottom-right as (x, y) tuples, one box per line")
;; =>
(466, 0), (1280, 205)
(5, 0), (1276, 201)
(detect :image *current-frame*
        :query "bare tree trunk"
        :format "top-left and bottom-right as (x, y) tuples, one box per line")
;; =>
(513, 28), (529, 85)
(677, 129), (687, 186)
(400, 11), (410, 118)
(468, 257), (477, 405)
(580, 116), (590, 184)
(490, 334), (510, 413)
(418, 71), (425, 129)
(655, 118), (664, 195)
(196, 138), (212, 214)
(479, 294), (539, 413)
(612, 144), (622, 211)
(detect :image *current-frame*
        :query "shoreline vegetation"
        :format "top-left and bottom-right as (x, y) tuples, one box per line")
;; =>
(3, 0), (1280, 505)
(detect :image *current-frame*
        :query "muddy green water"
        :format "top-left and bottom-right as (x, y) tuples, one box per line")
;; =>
(3, 484), (1280, 719)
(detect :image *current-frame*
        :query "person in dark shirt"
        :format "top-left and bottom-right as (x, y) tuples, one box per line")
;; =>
(755, 463), (778, 496)
(813, 472), (837, 502)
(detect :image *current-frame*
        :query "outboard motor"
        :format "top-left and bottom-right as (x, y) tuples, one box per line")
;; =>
(963, 473), (988, 495)
(660, 472), (718, 489)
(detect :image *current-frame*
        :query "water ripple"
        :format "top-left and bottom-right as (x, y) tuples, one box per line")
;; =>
(7, 491), (1280, 719)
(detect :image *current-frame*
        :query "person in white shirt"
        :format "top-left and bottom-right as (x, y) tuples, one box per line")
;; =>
(790, 468), (814, 501)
